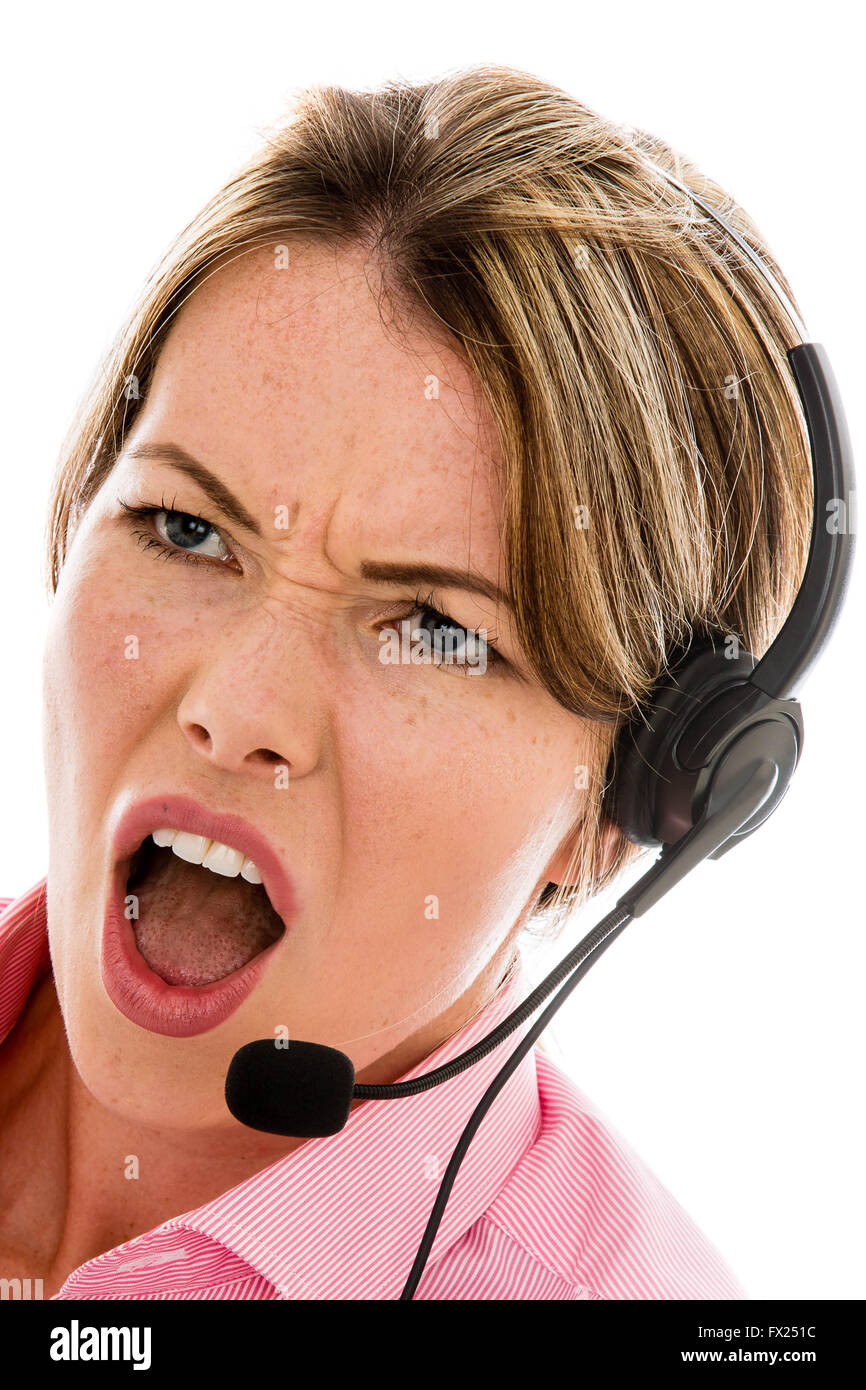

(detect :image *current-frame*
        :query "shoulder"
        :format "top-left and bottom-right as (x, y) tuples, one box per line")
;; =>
(482, 1050), (747, 1300)
(0, 880), (51, 1046)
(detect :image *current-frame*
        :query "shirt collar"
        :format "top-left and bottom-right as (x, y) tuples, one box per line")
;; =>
(171, 953), (540, 1299)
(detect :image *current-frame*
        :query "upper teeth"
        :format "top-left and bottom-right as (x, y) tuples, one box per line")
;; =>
(151, 828), (263, 883)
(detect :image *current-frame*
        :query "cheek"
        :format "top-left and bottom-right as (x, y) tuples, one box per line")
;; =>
(42, 543), (179, 801)
(332, 681), (558, 938)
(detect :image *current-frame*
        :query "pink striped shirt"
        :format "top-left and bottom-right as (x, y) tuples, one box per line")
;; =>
(0, 879), (746, 1300)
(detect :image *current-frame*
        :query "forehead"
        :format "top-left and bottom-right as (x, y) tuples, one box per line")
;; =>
(135, 241), (504, 575)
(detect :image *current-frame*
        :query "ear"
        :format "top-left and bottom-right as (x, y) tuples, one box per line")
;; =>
(542, 809), (622, 889)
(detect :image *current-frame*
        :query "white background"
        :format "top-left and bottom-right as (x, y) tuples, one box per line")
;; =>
(1, 0), (862, 1301)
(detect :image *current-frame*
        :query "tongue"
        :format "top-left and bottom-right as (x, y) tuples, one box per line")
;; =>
(130, 846), (284, 987)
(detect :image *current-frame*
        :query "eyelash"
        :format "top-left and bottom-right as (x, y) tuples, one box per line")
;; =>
(116, 497), (505, 673)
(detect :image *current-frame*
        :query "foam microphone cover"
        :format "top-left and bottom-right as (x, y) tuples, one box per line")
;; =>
(225, 1039), (356, 1137)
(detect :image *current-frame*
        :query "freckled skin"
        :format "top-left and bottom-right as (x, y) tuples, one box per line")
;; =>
(6, 241), (617, 1288)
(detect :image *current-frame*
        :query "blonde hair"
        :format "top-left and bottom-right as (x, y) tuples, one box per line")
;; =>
(44, 63), (812, 933)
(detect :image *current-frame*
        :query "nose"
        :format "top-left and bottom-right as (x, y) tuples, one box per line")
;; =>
(175, 606), (326, 782)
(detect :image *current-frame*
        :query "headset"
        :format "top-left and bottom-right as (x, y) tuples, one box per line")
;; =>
(225, 156), (856, 1300)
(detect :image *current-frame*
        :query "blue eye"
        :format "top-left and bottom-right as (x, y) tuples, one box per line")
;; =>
(415, 605), (475, 655)
(392, 591), (503, 674)
(118, 497), (234, 566)
(154, 509), (232, 561)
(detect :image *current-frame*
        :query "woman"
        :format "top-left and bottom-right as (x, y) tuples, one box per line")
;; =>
(0, 64), (811, 1300)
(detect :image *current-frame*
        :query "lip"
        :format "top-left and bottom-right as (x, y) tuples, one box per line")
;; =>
(100, 793), (298, 1038)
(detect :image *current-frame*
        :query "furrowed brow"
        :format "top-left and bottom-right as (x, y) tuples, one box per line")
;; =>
(123, 444), (512, 612)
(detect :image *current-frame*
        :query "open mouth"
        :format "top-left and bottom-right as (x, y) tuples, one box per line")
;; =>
(123, 834), (287, 988)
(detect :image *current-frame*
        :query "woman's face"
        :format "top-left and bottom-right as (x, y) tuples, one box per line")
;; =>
(42, 241), (595, 1139)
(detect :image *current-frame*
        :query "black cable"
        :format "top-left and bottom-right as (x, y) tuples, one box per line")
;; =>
(399, 900), (635, 1299)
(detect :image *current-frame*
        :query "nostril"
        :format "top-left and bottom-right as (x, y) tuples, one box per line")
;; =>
(184, 719), (284, 768)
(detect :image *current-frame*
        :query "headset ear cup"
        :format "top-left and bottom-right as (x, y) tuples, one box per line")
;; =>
(603, 716), (660, 848)
(602, 640), (767, 848)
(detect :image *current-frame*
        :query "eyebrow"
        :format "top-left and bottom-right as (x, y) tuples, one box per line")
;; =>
(125, 443), (264, 536)
(359, 559), (512, 613)
(124, 441), (511, 612)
